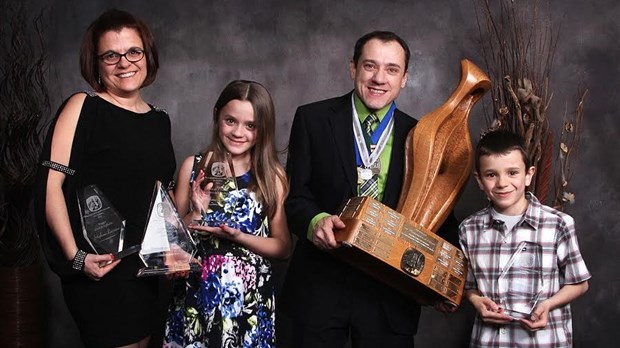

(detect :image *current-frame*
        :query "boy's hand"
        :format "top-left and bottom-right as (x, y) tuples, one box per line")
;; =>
(519, 300), (550, 331)
(470, 294), (513, 324)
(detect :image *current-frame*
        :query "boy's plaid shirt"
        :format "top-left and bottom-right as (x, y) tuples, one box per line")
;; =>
(459, 193), (591, 347)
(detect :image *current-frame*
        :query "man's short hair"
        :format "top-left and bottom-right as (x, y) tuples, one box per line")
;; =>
(353, 31), (411, 72)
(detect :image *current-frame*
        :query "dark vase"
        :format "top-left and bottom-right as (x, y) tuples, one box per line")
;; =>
(0, 264), (43, 347)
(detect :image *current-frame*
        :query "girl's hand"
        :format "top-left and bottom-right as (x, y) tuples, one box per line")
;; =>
(190, 170), (213, 214)
(83, 253), (120, 281)
(189, 222), (242, 241)
(163, 245), (201, 279)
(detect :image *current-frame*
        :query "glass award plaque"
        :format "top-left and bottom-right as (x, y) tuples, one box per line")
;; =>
(200, 150), (239, 228)
(497, 241), (544, 319)
(137, 181), (201, 276)
(77, 184), (138, 257)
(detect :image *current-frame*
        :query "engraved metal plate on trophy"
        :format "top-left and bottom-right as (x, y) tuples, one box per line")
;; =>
(200, 150), (239, 228)
(498, 241), (544, 319)
(335, 196), (468, 306)
(137, 181), (201, 276)
(77, 184), (133, 256)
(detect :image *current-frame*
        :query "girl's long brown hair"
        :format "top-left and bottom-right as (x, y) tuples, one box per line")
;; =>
(201, 80), (288, 219)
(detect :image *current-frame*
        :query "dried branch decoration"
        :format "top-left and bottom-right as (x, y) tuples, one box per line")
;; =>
(474, 0), (587, 210)
(0, 2), (50, 265)
(554, 86), (587, 208)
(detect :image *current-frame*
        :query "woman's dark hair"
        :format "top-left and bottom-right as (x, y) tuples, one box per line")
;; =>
(79, 8), (158, 92)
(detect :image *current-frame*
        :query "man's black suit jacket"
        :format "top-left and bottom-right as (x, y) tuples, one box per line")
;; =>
(283, 92), (427, 334)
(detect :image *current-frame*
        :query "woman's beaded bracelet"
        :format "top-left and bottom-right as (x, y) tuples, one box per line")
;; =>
(72, 250), (87, 271)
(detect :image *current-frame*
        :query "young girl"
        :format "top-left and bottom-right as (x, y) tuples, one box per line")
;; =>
(164, 80), (291, 347)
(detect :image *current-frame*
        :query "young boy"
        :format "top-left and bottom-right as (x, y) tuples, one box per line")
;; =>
(459, 129), (591, 347)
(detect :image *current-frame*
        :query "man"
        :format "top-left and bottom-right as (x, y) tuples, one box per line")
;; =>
(283, 31), (458, 347)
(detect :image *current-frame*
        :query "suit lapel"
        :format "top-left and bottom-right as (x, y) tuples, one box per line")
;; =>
(328, 93), (357, 194)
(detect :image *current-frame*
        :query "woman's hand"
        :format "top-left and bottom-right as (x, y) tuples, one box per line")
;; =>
(83, 253), (120, 281)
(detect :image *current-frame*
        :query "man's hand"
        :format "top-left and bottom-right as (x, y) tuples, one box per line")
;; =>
(435, 301), (458, 313)
(312, 215), (346, 251)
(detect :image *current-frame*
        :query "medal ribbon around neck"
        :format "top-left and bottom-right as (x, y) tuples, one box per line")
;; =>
(351, 95), (395, 168)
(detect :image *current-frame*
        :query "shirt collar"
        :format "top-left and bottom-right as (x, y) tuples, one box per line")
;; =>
(521, 192), (542, 230)
(483, 192), (540, 230)
(353, 93), (393, 121)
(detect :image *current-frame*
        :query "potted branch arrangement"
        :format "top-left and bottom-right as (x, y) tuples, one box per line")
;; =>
(0, 2), (50, 346)
(473, 0), (587, 210)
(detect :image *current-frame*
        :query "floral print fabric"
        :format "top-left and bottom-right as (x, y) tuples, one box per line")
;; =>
(164, 156), (275, 348)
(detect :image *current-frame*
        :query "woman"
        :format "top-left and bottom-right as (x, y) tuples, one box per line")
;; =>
(35, 9), (175, 348)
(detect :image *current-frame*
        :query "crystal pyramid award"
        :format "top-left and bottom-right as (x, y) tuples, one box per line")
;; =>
(200, 150), (239, 228)
(497, 241), (544, 319)
(77, 184), (138, 257)
(137, 181), (201, 276)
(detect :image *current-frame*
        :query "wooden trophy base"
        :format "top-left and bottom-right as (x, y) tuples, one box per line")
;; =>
(335, 196), (467, 306)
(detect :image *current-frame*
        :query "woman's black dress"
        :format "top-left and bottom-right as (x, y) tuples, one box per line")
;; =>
(35, 92), (176, 347)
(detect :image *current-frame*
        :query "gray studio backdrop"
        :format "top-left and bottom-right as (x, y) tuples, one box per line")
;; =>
(27, 0), (620, 347)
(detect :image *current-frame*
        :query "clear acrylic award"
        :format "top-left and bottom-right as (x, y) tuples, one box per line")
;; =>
(137, 181), (201, 276)
(200, 150), (239, 228)
(77, 185), (138, 257)
(497, 241), (544, 319)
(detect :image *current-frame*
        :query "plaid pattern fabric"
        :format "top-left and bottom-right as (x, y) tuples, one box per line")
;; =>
(361, 113), (378, 152)
(358, 113), (380, 199)
(459, 193), (591, 347)
(359, 173), (379, 198)
(362, 113), (379, 137)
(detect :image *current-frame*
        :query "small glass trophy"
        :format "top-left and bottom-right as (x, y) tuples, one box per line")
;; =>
(497, 241), (544, 319)
(77, 185), (138, 257)
(200, 150), (239, 228)
(137, 181), (201, 276)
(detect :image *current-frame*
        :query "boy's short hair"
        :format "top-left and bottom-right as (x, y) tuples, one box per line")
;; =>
(475, 129), (531, 173)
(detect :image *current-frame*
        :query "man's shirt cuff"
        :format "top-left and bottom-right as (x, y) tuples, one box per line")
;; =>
(308, 212), (331, 241)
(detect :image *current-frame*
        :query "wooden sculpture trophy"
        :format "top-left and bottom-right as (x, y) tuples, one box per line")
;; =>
(335, 59), (491, 307)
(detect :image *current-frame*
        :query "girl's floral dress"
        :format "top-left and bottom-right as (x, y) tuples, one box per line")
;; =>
(164, 155), (275, 348)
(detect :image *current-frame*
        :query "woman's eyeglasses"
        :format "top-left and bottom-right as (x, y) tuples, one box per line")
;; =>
(98, 48), (145, 65)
